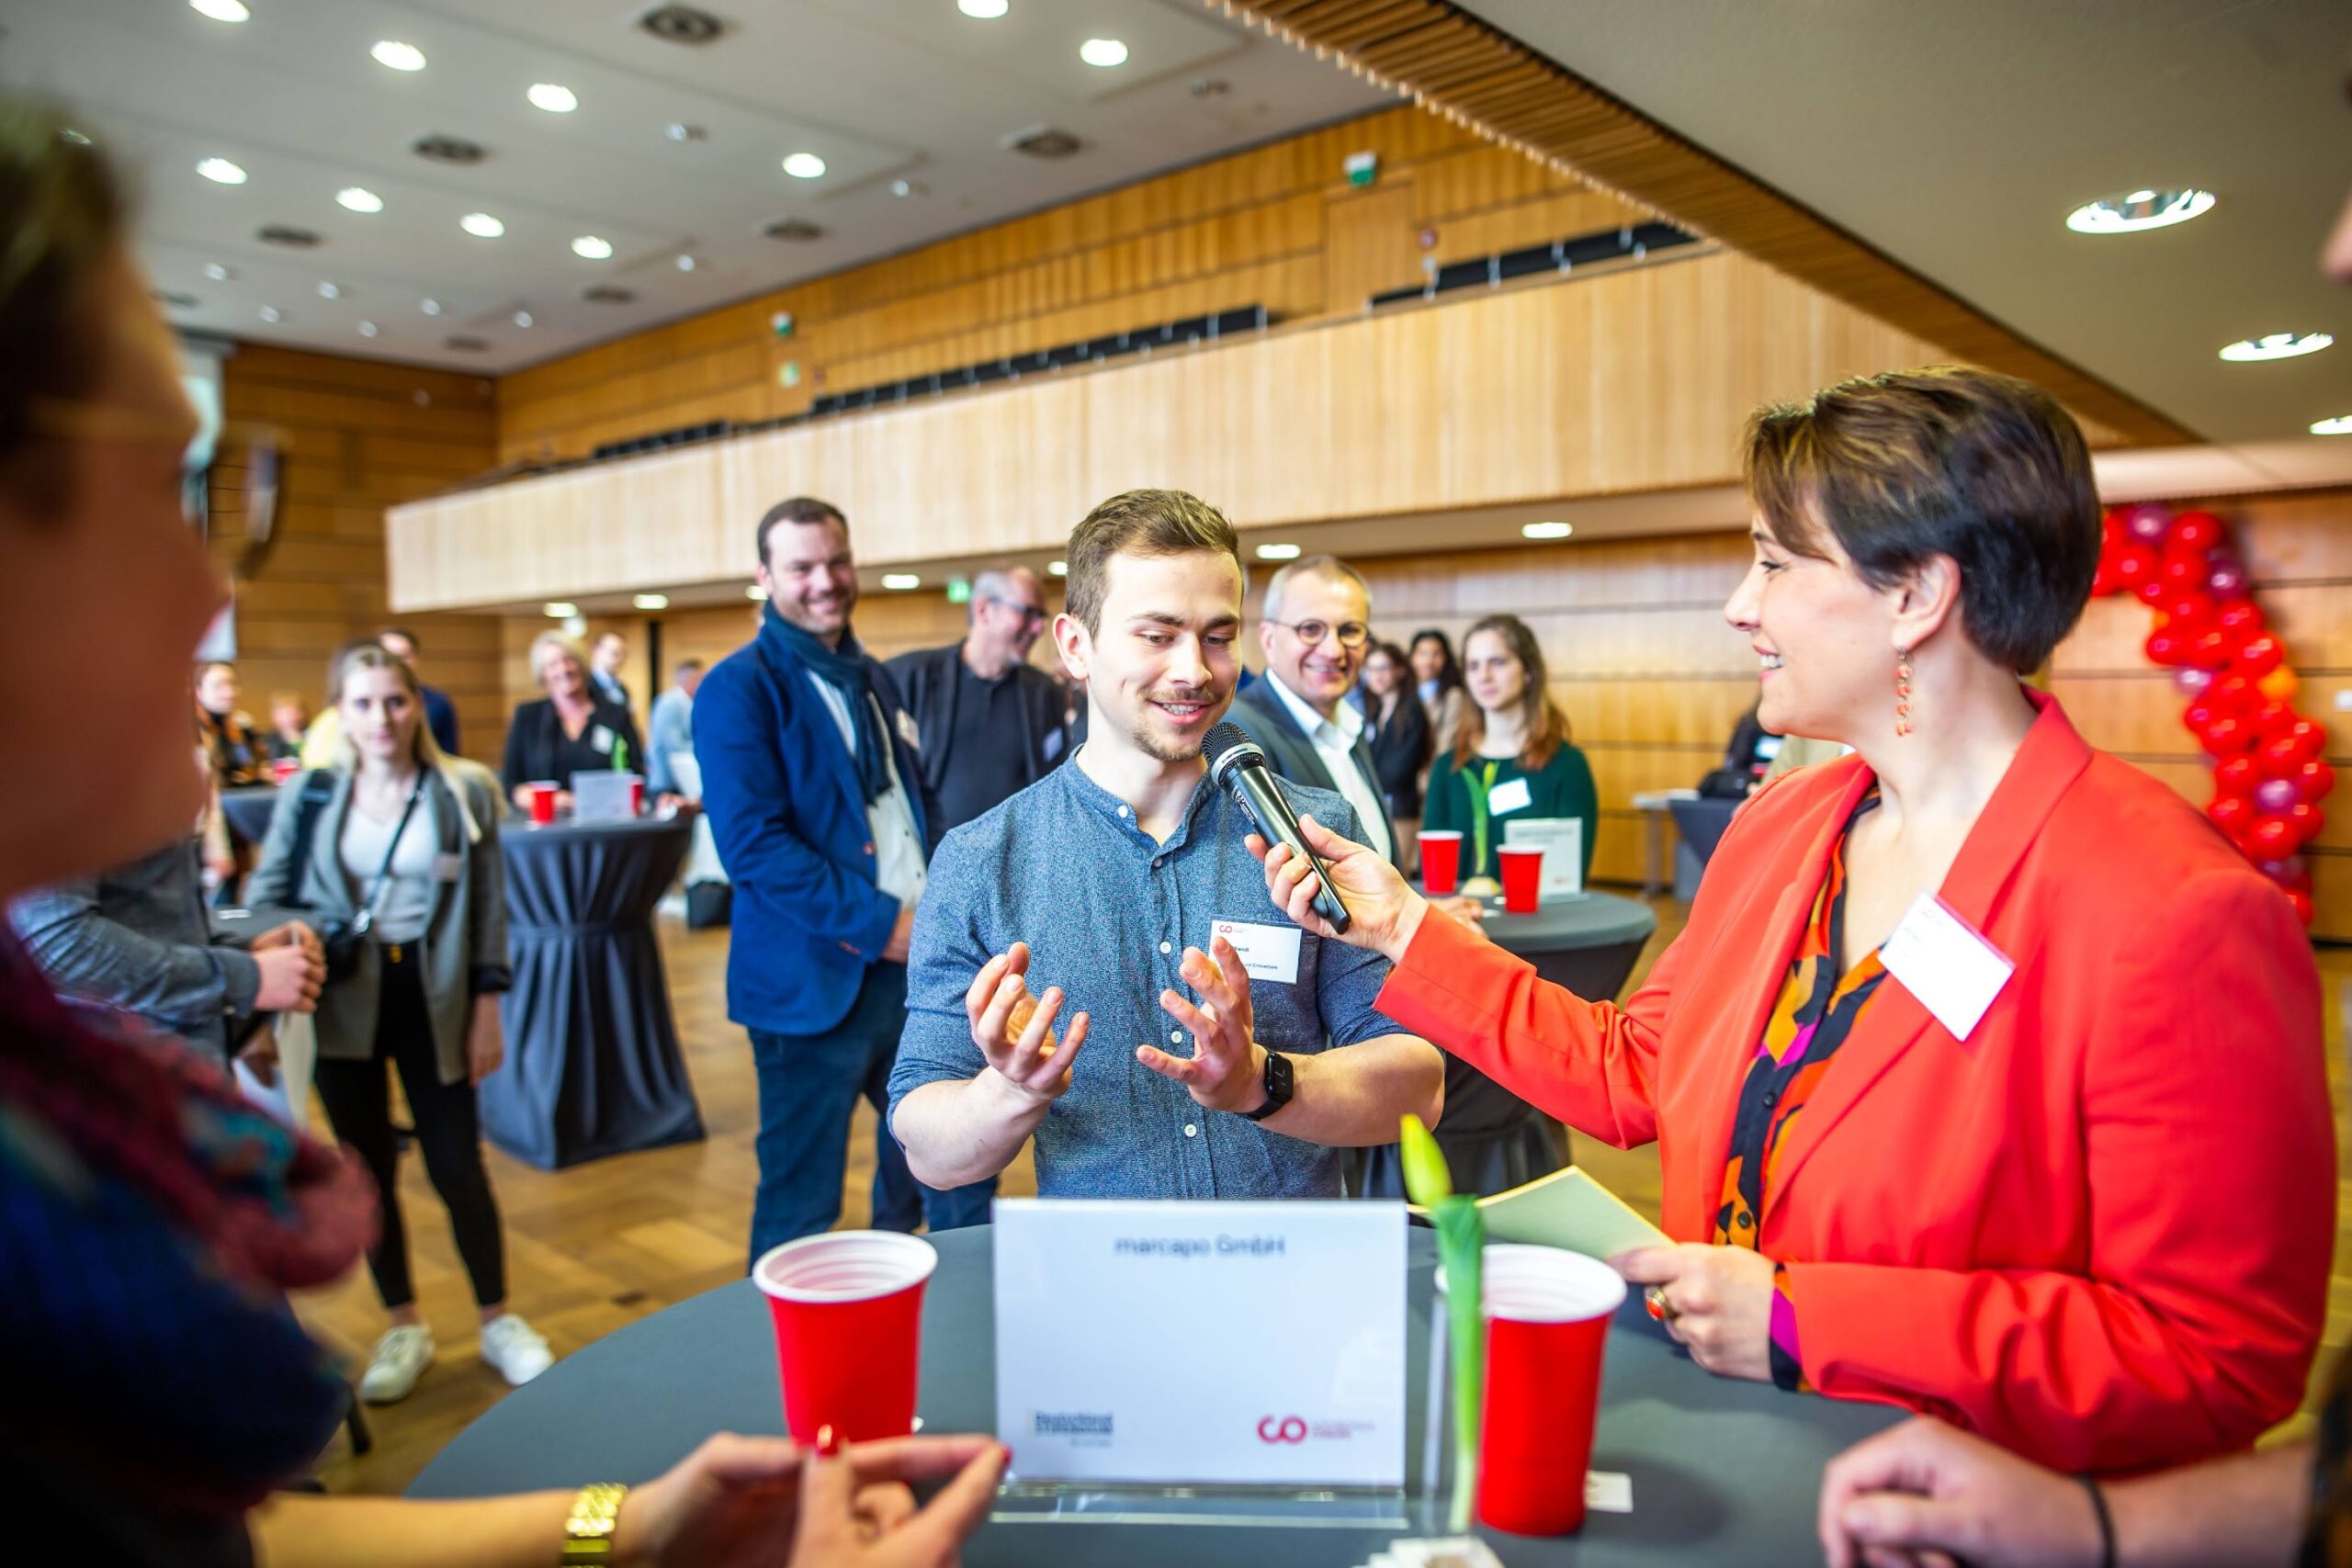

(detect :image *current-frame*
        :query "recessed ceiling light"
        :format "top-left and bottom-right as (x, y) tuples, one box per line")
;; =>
(2064, 188), (2216, 235)
(674, 254), (696, 272)
(782, 152), (827, 179)
(1255, 543), (1301, 560)
(1080, 37), (1128, 67)
(257, 305), (281, 322)
(197, 156), (246, 185)
(202, 262), (232, 281)
(744, 584), (766, 600)
(460, 211), (505, 239)
(665, 122), (707, 143)
(189, 0), (249, 21)
(544, 602), (578, 619)
(1046, 559), (1068, 578)
(371, 39), (426, 72)
(527, 82), (579, 113)
(514, 310), (534, 328)
(633, 593), (670, 611)
(2312, 413), (2352, 435)
(1522, 521), (1573, 540)
(889, 179), (925, 198)
(958, 0), (1009, 15)
(336, 186), (383, 213)
(420, 297), (442, 316)
(571, 235), (614, 260)
(317, 280), (341, 299)
(2218, 332), (2333, 363)
(880, 573), (922, 591)
(356, 320), (379, 338)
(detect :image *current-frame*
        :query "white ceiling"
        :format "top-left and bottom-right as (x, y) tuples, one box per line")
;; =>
(0, 0), (1390, 372)
(1454, 0), (2352, 445)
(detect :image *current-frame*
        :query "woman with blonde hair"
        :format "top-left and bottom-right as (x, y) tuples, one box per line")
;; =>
(248, 640), (549, 1404)
(501, 629), (644, 815)
(1419, 613), (1599, 887)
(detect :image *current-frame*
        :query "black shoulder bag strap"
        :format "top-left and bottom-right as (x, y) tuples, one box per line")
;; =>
(283, 769), (338, 913)
(348, 775), (429, 940)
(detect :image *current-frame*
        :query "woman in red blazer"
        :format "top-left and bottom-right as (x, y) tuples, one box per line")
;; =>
(1259, 367), (2330, 1476)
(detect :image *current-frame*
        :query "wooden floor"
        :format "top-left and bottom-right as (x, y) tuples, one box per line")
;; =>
(300, 896), (2352, 1494)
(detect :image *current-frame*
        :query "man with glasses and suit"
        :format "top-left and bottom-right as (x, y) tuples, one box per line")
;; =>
(887, 566), (1072, 838)
(1229, 555), (1402, 872)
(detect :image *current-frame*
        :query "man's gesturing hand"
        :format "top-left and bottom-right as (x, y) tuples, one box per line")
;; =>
(1138, 935), (1264, 1114)
(966, 942), (1087, 1105)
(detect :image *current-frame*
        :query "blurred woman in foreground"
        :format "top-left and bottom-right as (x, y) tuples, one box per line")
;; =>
(0, 103), (1000, 1567)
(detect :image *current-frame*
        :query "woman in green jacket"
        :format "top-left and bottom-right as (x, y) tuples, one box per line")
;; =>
(1423, 614), (1598, 889)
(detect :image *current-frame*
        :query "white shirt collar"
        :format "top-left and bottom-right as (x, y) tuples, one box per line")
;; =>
(1265, 670), (1363, 748)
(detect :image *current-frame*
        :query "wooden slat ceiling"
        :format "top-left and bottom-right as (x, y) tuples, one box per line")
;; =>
(1213, 0), (2195, 446)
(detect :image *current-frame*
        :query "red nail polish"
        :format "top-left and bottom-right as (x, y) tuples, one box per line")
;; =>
(816, 1424), (841, 1457)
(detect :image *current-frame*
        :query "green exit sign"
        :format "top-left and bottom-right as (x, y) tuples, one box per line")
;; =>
(946, 578), (972, 604)
(1344, 151), (1378, 187)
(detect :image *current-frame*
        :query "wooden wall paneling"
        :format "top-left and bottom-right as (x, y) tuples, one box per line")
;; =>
(391, 251), (1944, 612)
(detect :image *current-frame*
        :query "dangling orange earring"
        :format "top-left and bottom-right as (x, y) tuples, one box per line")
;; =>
(1894, 648), (1915, 738)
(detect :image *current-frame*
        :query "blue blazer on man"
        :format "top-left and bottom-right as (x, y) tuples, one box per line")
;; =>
(695, 609), (936, 1037)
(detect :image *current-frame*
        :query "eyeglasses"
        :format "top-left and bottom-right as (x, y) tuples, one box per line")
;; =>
(986, 596), (1049, 629)
(33, 400), (284, 583)
(1268, 618), (1370, 650)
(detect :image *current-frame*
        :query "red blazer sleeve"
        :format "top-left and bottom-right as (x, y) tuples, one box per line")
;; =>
(1375, 908), (1676, 1151)
(1783, 869), (2333, 1472)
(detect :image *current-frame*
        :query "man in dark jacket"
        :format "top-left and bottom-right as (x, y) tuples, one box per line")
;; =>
(885, 567), (1069, 839)
(1227, 554), (1403, 873)
(695, 497), (991, 1263)
(10, 835), (322, 1066)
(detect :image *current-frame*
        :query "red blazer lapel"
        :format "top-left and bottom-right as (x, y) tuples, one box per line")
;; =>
(1758, 692), (2095, 1227)
(1668, 759), (1873, 1240)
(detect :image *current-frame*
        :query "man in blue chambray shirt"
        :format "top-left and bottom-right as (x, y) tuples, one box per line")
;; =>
(888, 490), (1442, 1198)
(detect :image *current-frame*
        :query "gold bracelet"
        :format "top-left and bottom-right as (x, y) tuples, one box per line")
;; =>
(560, 1483), (628, 1566)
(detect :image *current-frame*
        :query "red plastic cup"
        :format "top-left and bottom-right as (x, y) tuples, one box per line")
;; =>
(753, 1231), (938, 1445)
(1420, 830), (1464, 896)
(1497, 845), (1545, 914)
(1475, 1246), (1625, 1535)
(271, 757), (300, 784)
(527, 783), (559, 826)
(628, 778), (645, 817)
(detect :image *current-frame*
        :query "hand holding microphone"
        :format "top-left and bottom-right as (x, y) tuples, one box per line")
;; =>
(1204, 721), (1430, 963)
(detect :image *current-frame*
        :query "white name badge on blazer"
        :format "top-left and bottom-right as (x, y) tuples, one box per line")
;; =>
(1487, 776), (1532, 816)
(1211, 919), (1301, 985)
(590, 724), (616, 754)
(1879, 893), (2014, 1042)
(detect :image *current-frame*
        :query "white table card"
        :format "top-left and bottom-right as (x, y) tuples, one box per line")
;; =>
(1502, 817), (1584, 897)
(994, 1200), (1407, 1486)
(571, 770), (639, 822)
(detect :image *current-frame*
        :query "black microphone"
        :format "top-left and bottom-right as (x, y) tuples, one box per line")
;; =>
(1204, 721), (1351, 936)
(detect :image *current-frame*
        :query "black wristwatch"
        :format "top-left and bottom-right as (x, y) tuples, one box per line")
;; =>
(1238, 1050), (1295, 1122)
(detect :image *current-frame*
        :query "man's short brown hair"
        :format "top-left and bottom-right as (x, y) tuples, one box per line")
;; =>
(755, 495), (847, 568)
(1064, 489), (1242, 634)
(1744, 366), (2099, 673)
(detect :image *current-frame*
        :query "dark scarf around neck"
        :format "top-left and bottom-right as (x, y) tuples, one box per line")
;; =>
(763, 604), (892, 806)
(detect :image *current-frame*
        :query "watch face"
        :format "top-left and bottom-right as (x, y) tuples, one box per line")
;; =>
(1265, 1051), (1294, 1100)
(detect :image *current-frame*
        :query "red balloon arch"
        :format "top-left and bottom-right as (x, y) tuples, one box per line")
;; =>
(2092, 503), (2331, 928)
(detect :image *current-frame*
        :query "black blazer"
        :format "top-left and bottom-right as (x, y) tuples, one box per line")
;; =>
(1361, 689), (1432, 818)
(882, 643), (1071, 798)
(1226, 679), (1406, 872)
(500, 697), (647, 793)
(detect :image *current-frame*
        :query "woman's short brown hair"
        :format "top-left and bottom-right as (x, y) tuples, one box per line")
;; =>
(1064, 489), (1242, 634)
(0, 103), (126, 514)
(1744, 367), (2099, 673)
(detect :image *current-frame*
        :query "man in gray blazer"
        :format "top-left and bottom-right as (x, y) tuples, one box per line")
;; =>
(1227, 554), (1404, 872)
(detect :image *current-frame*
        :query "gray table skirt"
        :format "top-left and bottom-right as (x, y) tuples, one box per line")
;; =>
(412, 1224), (1899, 1565)
(479, 814), (706, 1169)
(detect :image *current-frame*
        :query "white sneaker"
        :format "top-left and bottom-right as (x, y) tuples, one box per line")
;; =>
(360, 1324), (435, 1404)
(479, 1313), (554, 1387)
